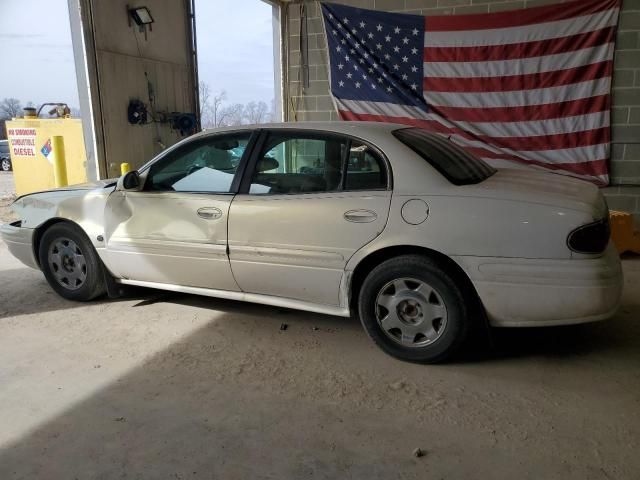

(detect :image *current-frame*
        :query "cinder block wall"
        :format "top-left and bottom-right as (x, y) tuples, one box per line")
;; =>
(284, 0), (640, 222)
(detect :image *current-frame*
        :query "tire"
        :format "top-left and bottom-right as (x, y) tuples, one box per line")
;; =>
(1, 158), (10, 172)
(38, 222), (106, 301)
(358, 255), (472, 363)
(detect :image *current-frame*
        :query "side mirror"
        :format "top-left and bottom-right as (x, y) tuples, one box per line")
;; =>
(117, 170), (141, 191)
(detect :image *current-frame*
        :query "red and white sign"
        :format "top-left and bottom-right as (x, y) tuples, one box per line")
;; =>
(7, 127), (37, 157)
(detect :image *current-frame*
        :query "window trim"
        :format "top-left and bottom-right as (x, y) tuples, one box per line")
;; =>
(238, 128), (392, 196)
(138, 130), (260, 195)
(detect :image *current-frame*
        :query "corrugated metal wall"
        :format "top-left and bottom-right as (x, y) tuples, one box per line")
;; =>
(75, 0), (198, 178)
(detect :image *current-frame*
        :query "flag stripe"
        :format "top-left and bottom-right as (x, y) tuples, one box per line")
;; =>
(424, 43), (613, 78)
(423, 26), (615, 63)
(424, 0), (617, 32)
(424, 7), (618, 47)
(424, 77), (610, 108)
(424, 61), (613, 93)
(431, 94), (610, 122)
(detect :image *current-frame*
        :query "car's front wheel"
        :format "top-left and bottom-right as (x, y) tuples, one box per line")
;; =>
(358, 255), (473, 363)
(38, 222), (106, 301)
(1, 158), (11, 172)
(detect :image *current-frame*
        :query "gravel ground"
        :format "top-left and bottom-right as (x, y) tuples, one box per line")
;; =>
(0, 172), (17, 223)
(0, 233), (639, 478)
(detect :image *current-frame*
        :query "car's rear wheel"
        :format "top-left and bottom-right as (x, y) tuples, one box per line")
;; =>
(1, 158), (11, 171)
(38, 222), (106, 301)
(358, 255), (472, 363)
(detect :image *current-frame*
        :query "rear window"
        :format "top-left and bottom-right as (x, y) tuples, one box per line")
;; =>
(0, 142), (9, 155)
(392, 128), (496, 185)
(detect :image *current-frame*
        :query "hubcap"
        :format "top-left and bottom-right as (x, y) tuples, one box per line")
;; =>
(1, 159), (9, 171)
(375, 278), (448, 347)
(48, 237), (87, 290)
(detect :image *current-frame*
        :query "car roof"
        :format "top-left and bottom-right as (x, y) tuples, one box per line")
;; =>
(201, 121), (408, 138)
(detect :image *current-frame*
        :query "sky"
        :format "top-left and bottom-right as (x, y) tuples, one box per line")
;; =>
(0, 0), (275, 110)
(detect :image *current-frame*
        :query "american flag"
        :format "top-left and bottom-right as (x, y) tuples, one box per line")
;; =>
(321, 0), (621, 185)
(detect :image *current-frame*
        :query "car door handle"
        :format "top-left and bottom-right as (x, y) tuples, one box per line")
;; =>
(344, 209), (377, 223)
(197, 207), (223, 220)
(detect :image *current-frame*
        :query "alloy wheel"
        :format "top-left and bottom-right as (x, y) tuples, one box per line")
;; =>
(375, 277), (448, 347)
(48, 237), (88, 290)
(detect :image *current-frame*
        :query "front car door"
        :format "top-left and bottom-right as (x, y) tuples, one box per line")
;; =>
(104, 131), (255, 291)
(228, 129), (392, 306)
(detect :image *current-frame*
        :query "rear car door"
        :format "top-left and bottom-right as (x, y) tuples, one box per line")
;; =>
(228, 129), (392, 306)
(104, 131), (254, 291)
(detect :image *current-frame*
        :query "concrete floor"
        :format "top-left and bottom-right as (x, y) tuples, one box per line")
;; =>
(0, 171), (639, 479)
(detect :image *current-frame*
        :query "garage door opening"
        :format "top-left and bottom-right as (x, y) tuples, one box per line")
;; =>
(194, 0), (280, 129)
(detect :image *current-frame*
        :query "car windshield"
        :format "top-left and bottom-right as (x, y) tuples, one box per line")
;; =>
(392, 128), (496, 185)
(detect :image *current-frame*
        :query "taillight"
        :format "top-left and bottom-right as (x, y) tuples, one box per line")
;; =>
(567, 217), (610, 254)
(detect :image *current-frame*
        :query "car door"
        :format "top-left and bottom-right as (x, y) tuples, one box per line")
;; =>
(104, 131), (255, 291)
(228, 130), (392, 306)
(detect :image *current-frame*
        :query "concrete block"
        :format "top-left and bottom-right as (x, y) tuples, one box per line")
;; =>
(375, 0), (408, 12)
(612, 106), (630, 125)
(624, 143), (640, 160)
(620, 11), (640, 32)
(306, 17), (325, 35)
(438, 0), (471, 6)
(304, 79), (331, 96)
(316, 95), (335, 110)
(612, 143), (626, 161)
(489, 1), (526, 13)
(616, 31), (639, 50)
(454, 4), (489, 13)
(612, 124), (640, 143)
(613, 87), (640, 106)
(340, 0), (375, 8)
(610, 160), (640, 180)
(299, 111), (334, 121)
(614, 51), (640, 69)
(291, 95), (317, 112)
(406, 0), (438, 9)
(629, 107), (640, 124)
(308, 49), (328, 67)
(613, 70), (635, 88)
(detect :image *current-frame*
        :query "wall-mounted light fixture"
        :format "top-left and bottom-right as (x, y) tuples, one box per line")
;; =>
(128, 5), (154, 39)
(129, 6), (154, 26)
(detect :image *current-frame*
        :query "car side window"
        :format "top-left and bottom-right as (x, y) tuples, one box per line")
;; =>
(345, 141), (387, 190)
(144, 133), (251, 193)
(249, 134), (348, 194)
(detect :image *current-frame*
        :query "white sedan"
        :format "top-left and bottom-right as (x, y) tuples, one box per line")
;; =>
(0, 122), (623, 362)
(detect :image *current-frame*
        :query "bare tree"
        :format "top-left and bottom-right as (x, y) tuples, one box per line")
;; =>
(199, 81), (229, 128)
(218, 103), (245, 126)
(244, 101), (270, 124)
(199, 81), (213, 128)
(0, 98), (22, 119)
(211, 91), (227, 127)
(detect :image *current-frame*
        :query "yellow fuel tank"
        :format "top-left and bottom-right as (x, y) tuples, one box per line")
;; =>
(5, 117), (87, 196)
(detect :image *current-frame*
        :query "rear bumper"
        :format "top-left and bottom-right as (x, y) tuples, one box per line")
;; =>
(455, 244), (623, 327)
(0, 222), (38, 269)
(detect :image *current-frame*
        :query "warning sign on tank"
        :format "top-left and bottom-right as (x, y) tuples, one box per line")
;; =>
(7, 127), (37, 157)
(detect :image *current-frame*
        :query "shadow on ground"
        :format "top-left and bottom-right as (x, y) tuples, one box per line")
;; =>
(1, 286), (639, 479)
